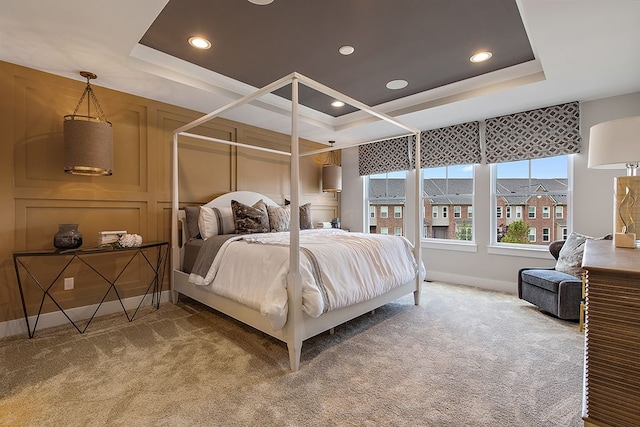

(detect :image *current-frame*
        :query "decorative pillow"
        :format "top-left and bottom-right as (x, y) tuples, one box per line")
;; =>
(198, 206), (235, 240)
(184, 206), (201, 240)
(555, 232), (592, 277)
(267, 204), (291, 232)
(285, 200), (313, 230)
(299, 203), (313, 230)
(231, 199), (270, 234)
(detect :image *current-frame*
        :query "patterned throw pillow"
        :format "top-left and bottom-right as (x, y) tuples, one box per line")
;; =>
(231, 199), (270, 234)
(266, 204), (291, 232)
(555, 232), (591, 277)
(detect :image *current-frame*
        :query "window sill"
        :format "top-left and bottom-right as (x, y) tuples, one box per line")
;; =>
(421, 239), (477, 253)
(487, 244), (553, 259)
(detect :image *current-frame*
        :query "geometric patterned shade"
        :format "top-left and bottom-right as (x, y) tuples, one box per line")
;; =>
(420, 122), (481, 168)
(358, 136), (413, 176)
(485, 101), (581, 164)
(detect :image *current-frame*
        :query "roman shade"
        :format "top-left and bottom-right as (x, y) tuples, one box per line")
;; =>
(484, 101), (581, 164)
(420, 122), (481, 168)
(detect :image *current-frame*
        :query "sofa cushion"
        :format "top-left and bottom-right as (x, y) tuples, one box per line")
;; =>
(521, 269), (582, 293)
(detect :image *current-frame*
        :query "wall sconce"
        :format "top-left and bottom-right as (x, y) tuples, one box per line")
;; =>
(63, 71), (113, 176)
(322, 141), (342, 193)
(588, 115), (640, 248)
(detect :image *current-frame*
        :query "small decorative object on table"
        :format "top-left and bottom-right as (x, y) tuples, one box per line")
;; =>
(53, 224), (83, 249)
(330, 217), (340, 229)
(118, 233), (143, 248)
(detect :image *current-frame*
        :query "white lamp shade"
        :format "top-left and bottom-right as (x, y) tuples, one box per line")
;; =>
(64, 118), (113, 176)
(322, 164), (342, 192)
(588, 115), (640, 169)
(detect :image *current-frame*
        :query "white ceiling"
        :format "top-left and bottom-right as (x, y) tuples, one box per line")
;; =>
(1, 0), (639, 147)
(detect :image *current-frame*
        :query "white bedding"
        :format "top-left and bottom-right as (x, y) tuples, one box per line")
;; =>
(188, 229), (421, 330)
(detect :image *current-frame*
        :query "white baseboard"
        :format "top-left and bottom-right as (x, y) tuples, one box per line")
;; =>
(0, 290), (172, 339)
(425, 271), (516, 294)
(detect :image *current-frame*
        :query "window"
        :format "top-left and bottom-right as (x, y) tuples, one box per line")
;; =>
(370, 206), (376, 219)
(380, 227), (389, 235)
(455, 222), (473, 241)
(394, 206), (402, 218)
(515, 206), (523, 219)
(423, 165), (474, 241)
(394, 227), (402, 236)
(562, 227), (568, 240)
(494, 156), (569, 246)
(497, 206), (503, 218)
(380, 206), (388, 218)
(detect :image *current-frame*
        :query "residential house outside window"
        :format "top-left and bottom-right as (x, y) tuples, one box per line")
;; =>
(494, 156), (569, 246)
(367, 172), (406, 236)
(423, 165), (474, 241)
(394, 227), (402, 236)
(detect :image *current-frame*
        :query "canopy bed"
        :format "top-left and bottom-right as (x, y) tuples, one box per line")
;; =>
(171, 73), (423, 371)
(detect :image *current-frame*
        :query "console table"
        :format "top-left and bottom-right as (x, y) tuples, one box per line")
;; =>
(581, 239), (640, 427)
(13, 241), (169, 338)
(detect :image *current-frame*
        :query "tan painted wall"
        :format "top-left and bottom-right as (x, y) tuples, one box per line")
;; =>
(0, 61), (337, 323)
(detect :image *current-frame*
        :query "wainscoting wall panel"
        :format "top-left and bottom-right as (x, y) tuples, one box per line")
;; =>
(0, 60), (334, 325)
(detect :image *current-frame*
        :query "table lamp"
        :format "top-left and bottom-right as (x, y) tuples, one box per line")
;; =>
(588, 115), (640, 248)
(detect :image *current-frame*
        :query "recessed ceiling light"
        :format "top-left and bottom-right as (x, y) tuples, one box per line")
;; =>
(331, 101), (345, 108)
(386, 79), (408, 90)
(339, 45), (355, 56)
(248, 0), (274, 4)
(470, 51), (492, 63)
(188, 36), (211, 49)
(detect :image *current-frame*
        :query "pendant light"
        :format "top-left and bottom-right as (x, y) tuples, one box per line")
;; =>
(63, 71), (113, 176)
(322, 141), (342, 192)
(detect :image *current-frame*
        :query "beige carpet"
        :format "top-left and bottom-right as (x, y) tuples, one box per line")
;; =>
(0, 282), (584, 426)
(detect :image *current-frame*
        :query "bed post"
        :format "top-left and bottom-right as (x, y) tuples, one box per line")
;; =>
(413, 130), (422, 306)
(171, 131), (180, 304)
(286, 74), (303, 371)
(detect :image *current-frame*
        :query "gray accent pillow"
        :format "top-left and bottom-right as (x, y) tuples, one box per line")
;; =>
(267, 204), (291, 232)
(300, 203), (313, 230)
(555, 232), (591, 277)
(231, 199), (270, 234)
(184, 206), (201, 240)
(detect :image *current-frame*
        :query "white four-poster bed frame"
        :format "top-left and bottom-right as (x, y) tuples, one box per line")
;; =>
(171, 72), (422, 371)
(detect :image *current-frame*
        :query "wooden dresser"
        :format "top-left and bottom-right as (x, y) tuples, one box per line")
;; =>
(581, 239), (640, 427)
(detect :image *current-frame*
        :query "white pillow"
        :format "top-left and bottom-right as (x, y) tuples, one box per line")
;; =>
(555, 232), (591, 277)
(198, 206), (235, 240)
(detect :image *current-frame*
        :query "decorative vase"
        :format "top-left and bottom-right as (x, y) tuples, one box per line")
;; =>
(53, 224), (83, 249)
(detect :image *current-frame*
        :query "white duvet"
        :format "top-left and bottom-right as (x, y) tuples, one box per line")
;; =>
(189, 229), (421, 330)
